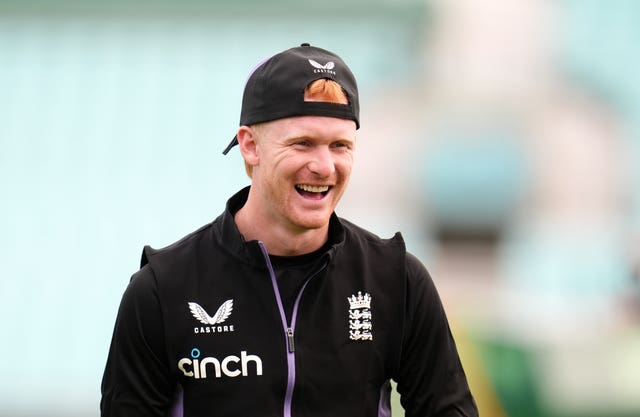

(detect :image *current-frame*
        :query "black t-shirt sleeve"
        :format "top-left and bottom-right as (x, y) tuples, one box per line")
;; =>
(395, 252), (478, 417)
(101, 265), (176, 417)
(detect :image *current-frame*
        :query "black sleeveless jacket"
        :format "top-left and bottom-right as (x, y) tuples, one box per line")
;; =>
(101, 187), (477, 417)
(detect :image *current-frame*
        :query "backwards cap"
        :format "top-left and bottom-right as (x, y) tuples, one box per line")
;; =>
(222, 43), (360, 154)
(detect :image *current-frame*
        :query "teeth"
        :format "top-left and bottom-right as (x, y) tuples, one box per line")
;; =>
(296, 184), (329, 193)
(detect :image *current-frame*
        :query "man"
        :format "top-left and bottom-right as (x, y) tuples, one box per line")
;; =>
(101, 43), (478, 417)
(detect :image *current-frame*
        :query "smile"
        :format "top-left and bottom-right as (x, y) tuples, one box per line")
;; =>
(295, 184), (331, 198)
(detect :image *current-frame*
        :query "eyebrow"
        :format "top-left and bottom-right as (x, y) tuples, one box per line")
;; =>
(285, 134), (354, 144)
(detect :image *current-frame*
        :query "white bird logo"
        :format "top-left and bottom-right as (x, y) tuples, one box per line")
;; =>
(308, 59), (335, 70)
(188, 300), (234, 325)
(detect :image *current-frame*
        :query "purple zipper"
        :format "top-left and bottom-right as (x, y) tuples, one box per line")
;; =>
(258, 242), (312, 417)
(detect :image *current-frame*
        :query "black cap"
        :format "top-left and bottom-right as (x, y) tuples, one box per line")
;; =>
(222, 43), (360, 155)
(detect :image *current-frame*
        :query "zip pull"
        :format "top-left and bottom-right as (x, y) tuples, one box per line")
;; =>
(286, 328), (295, 353)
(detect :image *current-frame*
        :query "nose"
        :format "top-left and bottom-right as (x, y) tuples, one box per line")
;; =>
(307, 146), (335, 177)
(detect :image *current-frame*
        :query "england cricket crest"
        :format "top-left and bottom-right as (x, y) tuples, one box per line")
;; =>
(348, 291), (373, 341)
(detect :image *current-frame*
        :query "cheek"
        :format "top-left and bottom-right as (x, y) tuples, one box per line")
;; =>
(336, 155), (354, 177)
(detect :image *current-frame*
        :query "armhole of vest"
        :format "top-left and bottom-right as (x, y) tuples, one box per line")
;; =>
(391, 231), (408, 378)
(391, 231), (406, 254)
(140, 244), (156, 268)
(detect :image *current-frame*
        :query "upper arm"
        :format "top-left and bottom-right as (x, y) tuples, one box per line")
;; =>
(101, 265), (176, 417)
(395, 253), (478, 417)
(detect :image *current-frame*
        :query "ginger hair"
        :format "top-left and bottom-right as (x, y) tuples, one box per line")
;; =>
(303, 78), (349, 104)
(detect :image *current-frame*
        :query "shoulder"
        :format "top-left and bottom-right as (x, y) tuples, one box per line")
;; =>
(403, 251), (448, 323)
(405, 251), (432, 283)
(338, 217), (405, 249)
(128, 263), (157, 291)
(116, 264), (162, 319)
(141, 221), (215, 268)
(404, 252), (440, 299)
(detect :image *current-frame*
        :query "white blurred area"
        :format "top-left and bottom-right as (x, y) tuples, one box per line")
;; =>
(345, 1), (640, 416)
(1, 0), (639, 416)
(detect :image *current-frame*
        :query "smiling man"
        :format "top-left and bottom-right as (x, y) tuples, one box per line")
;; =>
(101, 43), (478, 417)
(234, 112), (355, 255)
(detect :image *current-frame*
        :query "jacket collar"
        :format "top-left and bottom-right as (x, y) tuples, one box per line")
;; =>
(214, 186), (345, 266)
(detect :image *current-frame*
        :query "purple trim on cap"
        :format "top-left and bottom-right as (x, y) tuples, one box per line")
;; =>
(223, 43), (359, 155)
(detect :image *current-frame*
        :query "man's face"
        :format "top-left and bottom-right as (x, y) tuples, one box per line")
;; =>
(249, 115), (356, 233)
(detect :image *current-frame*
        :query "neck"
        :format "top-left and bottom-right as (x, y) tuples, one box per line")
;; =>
(234, 196), (329, 257)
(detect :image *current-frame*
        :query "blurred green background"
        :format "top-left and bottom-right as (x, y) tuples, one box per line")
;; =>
(1, 1), (639, 416)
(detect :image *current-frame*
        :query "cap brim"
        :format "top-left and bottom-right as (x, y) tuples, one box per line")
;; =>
(222, 135), (239, 155)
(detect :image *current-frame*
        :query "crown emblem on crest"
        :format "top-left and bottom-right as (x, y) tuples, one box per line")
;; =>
(348, 291), (371, 310)
(348, 291), (373, 341)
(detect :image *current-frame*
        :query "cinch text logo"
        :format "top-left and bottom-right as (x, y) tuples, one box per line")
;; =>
(178, 348), (263, 379)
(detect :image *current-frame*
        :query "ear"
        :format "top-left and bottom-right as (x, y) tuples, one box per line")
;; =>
(236, 126), (260, 166)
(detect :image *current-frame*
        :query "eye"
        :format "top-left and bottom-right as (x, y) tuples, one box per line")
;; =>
(332, 141), (351, 149)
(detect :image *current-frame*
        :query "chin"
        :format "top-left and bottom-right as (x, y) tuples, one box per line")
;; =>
(292, 214), (332, 231)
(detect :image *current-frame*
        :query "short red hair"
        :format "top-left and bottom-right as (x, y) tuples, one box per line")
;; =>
(304, 79), (349, 104)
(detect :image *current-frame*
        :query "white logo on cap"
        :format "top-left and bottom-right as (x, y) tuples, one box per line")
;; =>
(308, 59), (336, 75)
